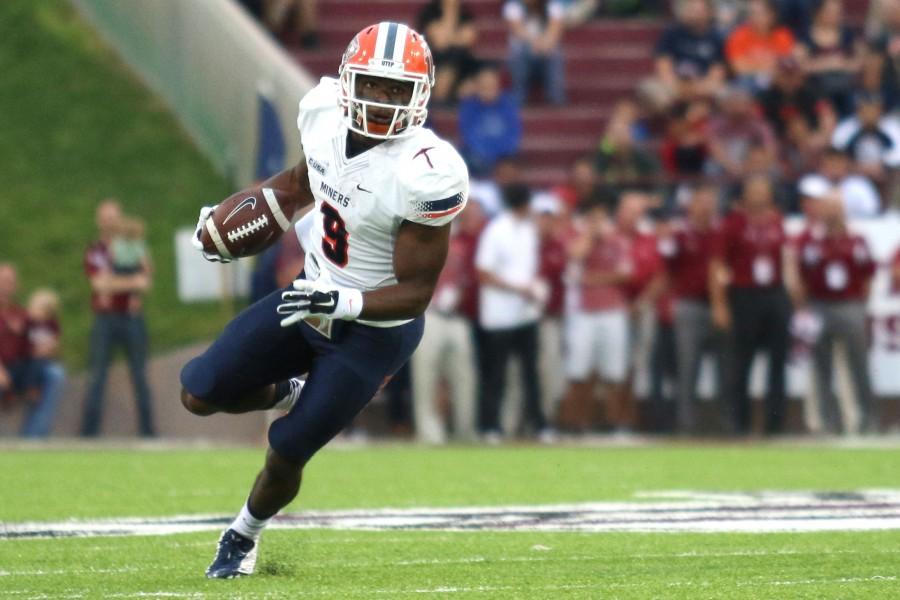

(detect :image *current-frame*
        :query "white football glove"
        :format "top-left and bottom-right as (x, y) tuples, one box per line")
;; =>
(277, 278), (364, 327)
(190, 205), (231, 263)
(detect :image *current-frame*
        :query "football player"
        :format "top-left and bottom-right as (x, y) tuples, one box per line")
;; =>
(180, 22), (468, 578)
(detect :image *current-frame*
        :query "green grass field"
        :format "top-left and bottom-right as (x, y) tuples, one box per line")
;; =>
(2, 444), (899, 598)
(0, 0), (233, 367)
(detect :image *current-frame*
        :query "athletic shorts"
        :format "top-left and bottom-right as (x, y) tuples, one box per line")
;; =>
(564, 309), (629, 383)
(180, 287), (424, 464)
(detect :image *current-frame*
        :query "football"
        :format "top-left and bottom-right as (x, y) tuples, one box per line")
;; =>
(200, 186), (295, 260)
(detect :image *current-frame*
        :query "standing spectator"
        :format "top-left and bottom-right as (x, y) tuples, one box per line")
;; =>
(794, 196), (878, 433)
(618, 192), (665, 432)
(503, 0), (567, 105)
(798, 147), (882, 218)
(658, 184), (728, 433)
(796, 0), (860, 116)
(0, 263), (29, 414)
(21, 289), (65, 437)
(534, 193), (568, 424)
(725, 0), (796, 93)
(559, 200), (631, 433)
(475, 183), (550, 441)
(654, 0), (726, 101)
(707, 86), (778, 183)
(0, 264), (65, 437)
(417, 0), (480, 104)
(81, 199), (156, 437)
(411, 204), (482, 444)
(710, 175), (794, 434)
(458, 62), (523, 177)
(831, 91), (900, 184)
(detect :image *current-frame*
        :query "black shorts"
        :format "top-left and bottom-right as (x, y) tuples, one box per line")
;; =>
(180, 288), (423, 463)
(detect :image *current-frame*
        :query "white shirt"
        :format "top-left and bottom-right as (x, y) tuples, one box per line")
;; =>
(295, 78), (469, 327)
(797, 173), (881, 218)
(503, 0), (566, 38)
(475, 211), (541, 329)
(831, 115), (900, 168)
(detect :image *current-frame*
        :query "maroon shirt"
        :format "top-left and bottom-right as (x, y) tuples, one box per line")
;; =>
(714, 209), (786, 289)
(893, 247), (900, 294)
(624, 230), (664, 301)
(660, 219), (719, 301)
(28, 317), (61, 355)
(84, 241), (132, 313)
(539, 235), (567, 318)
(796, 226), (875, 301)
(0, 304), (30, 364)
(455, 228), (483, 322)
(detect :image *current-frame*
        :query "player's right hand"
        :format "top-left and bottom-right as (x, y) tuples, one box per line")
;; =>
(191, 205), (231, 263)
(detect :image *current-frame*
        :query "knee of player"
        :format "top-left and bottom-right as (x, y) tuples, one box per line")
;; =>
(181, 388), (217, 416)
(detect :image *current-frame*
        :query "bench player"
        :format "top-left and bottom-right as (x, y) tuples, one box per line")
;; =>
(180, 22), (468, 578)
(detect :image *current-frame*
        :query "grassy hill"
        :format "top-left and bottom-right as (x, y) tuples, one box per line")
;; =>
(0, 0), (236, 367)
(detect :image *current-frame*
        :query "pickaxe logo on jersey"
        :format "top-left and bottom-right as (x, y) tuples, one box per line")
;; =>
(414, 147), (435, 169)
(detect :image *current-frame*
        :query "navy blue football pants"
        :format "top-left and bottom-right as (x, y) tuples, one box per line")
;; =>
(181, 288), (424, 463)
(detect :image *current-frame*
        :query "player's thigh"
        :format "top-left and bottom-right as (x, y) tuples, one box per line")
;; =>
(565, 311), (596, 381)
(268, 318), (424, 464)
(180, 289), (314, 407)
(596, 310), (629, 383)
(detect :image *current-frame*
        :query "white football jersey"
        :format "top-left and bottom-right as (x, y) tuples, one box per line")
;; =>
(294, 77), (468, 327)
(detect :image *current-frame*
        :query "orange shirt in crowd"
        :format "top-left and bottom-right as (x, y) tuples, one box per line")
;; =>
(725, 24), (794, 72)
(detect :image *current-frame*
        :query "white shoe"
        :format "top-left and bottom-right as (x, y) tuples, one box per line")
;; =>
(537, 428), (559, 445)
(482, 431), (503, 446)
(272, 378), (304, 411)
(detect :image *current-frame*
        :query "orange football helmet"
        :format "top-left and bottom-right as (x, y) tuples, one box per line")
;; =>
(338, 22), (434, 139)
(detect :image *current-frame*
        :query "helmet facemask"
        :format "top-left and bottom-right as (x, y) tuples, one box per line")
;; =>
(340, 68), (430, 140)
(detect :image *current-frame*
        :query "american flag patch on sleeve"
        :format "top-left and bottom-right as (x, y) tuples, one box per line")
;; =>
(414, 192), (465, 219)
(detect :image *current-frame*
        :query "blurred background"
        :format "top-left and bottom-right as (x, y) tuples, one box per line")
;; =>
(2, 0), (900, 444)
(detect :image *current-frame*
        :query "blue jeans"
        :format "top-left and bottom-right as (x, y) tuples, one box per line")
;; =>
(81, 313), (155, 436)
(20, 360), (66, 438)
(508, 40), (566, 106)
(4, 359), (65, 438)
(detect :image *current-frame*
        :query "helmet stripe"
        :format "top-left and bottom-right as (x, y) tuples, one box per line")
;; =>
(382, 22), (399, 61)
(373, 22), (389, 61)
(392, 24), (409, 63)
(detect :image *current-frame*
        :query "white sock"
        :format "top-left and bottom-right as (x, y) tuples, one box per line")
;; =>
(230, 501), (270, 541)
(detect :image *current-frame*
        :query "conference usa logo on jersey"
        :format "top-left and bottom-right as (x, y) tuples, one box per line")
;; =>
(307, 156), (327, 176)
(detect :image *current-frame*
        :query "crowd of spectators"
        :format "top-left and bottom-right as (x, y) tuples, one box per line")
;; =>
(393, 0), (900, 442)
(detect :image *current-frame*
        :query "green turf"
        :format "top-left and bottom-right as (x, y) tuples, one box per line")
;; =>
(1, 445), (898, 521)
(0, 0), (233, 367)
(1, 445), (899, 598)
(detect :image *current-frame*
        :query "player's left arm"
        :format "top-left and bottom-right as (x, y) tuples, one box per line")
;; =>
(358, 220), (451, 320)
